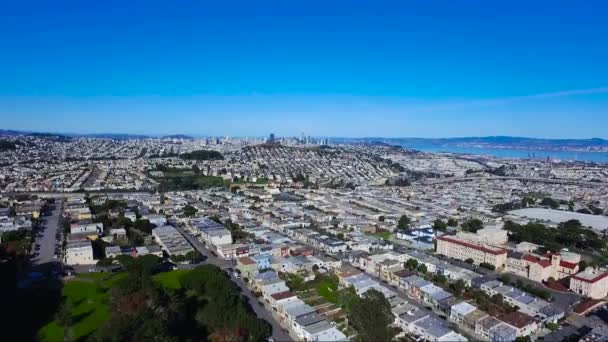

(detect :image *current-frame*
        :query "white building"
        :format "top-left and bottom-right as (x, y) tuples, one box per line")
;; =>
(570, 268), (608, 299)
(70, 222), (102, 235)
(65, 240), (94, 265)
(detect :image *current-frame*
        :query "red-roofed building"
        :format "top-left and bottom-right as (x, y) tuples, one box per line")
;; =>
(506, 252), (579, 283)
(570, 268), (608, 299)
(436, 236), (507, 269)
(573, 299), (604, 315)
(498, 311), (540, 337)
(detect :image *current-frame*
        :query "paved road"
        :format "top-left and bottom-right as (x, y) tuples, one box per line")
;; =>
(174, 225), (292, 342)
(30, 201), (63, 274)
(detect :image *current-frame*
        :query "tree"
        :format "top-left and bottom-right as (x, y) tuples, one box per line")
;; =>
(336, 233), (345, 240)
(183, 205), (198, 217)
(461, 218), (483, 233)
(417, 264), (428, 274)
(378, 216), (385, 222)
(397, 215), (411, 230)
(284, 273), (305, 291)
(449, 279), (466, 298)
(479, 262), (496, 271)
(432, 274), (448, 286)
(540, 197), (559, 209)
(349, 289), (394, 342)
(546, 322), (559, 331)
(521, 197), (536, 207)
(405, 258), (419, 271)
(97, 257), (115, 268)
(180, 150), (224, 160)
(579, 260), (588, 271)
(491, 294), (505, 306)
(336, 286), (359, 313)
(192, 164), (200, 175)
(133, 219), (154, 234)
(465, 258), (475, 264)
(433, 219), (448, 231)
(447, 218), (458, 227)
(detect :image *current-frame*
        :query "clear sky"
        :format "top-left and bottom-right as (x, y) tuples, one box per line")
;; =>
(1, 0), (607, 138)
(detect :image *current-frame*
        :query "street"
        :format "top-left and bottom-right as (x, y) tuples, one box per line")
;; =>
(29, 201), (63, 275)
(174, 225), (292, 342)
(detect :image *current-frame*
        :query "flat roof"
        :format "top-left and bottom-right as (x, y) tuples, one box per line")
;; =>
(437, 235), (507, 255)
(572, 269), (608, 284)
(509, 208), (608, 232)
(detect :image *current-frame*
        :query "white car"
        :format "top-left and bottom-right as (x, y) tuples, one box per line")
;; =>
(233, 272), (240, 279)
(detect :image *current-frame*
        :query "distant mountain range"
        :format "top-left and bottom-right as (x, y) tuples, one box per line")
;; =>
(0, 130), (193, 141)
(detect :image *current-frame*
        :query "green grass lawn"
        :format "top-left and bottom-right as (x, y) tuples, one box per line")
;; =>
(162, 170), (195, 177)
(315, 279), (339, 303)
(153, 270), (190, 290)
(38, 273), (125, 341)
(38, 271), (190, 341)
(373, 230), (392, 240)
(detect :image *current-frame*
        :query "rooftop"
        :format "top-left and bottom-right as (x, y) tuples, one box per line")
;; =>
(499, 311), (538, 329)
(437, 235), (507, 255)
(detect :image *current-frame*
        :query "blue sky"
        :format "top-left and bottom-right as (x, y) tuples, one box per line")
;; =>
(1, 0), (607, 138)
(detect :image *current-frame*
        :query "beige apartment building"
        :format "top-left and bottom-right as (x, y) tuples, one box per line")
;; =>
(436, 235), (508, 269)
(505, 251), (579, 283)
(570, 268), (608, 299)
(65, 240), (94, 265)
(457, 227), (508, 246)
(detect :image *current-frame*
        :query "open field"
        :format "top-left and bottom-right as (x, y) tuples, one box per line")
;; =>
(39, 271), (188, 341)
(38, 273), (125, 341)
(153, 269), (190, 289)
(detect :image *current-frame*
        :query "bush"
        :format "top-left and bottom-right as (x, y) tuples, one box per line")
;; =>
(479, 262), (496, 271)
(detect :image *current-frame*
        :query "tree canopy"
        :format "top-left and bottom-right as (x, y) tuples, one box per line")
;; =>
(461, 218), (483, 233)
(432, 219), (448, 231)
(182, 205), (198, 217)
(91, 261), (269, 342)
(504, 219), (604, 252)
(348, 289), (394, 342)
(180, 150), (224, 161)
(397, 215), (411, 230)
